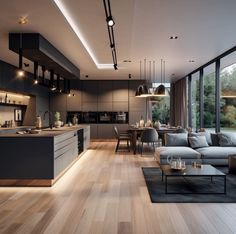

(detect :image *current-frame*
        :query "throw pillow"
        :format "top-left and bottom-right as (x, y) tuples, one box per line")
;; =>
(189, 131), (212, 146)
(165, 133), (188, 146)
(188, 135), (209, 149)
(211, 133), (219, 146)
(218, 132), (236, 146)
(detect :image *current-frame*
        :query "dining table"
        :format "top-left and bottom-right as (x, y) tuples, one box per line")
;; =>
(128, 125), (178, 154)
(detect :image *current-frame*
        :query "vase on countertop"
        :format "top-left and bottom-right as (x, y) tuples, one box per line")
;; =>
(139, 116), (144, 128)
(154, 120), (161, 129)
(35, 116), (42, 129)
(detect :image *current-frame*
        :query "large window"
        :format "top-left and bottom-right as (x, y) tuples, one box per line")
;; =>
(187, 47), (236, 132)
(151, 83), (170, 124)
(220, 54), (236, 131)
(203, 63), (216, 130)
(191, 72), (200, 130)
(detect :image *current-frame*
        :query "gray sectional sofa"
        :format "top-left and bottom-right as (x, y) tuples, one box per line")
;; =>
(155, 132), (236, 166)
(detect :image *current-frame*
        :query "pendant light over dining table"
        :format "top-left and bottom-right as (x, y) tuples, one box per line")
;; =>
(154, 59), (166, 96)
(135, 60), (149, 97)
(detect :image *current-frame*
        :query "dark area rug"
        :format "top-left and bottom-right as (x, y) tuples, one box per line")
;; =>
(142, 167), (236, 203)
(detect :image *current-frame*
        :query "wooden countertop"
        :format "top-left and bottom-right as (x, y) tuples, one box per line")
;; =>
(0, 126), (34, 131)
(0, 125), (88, 137)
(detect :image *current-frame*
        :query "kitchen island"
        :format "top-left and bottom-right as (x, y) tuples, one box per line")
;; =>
(0, 125), (90, 186)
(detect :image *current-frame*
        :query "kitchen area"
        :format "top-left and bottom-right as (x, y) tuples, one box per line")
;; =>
(0, 33), (92, 187)
(0, 33), (147, 187)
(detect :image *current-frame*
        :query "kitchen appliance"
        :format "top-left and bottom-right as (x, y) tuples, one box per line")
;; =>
(115, 112), (128, 123)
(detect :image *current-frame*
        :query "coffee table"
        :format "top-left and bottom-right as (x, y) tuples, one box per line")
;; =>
(160, 164), (226, 194)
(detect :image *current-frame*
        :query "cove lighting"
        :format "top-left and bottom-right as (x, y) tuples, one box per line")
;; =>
(53, 0), (113, 69)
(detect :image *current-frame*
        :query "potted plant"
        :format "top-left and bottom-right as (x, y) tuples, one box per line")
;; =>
(54, 111), (61, 128)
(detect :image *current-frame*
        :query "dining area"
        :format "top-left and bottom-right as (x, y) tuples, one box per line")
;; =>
(114, 122), (180, 155)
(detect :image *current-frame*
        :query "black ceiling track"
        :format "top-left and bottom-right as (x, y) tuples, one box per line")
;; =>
(9, 33), (80, 80)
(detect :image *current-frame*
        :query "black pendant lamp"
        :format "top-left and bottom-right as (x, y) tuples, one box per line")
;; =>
(135, 60), (149, 97)
(154, 59), (166, 96)
(135, 84), (149, 97)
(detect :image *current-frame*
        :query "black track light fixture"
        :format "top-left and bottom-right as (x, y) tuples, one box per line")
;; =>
(107, 15), (115, 27)
(103, 0), (118, 70)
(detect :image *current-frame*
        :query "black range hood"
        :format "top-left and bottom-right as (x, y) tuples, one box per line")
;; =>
(9, 33), (80, 80)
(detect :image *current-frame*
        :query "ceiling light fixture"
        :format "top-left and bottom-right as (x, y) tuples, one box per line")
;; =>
(50, 70), (56, 91)
(103, 0), (118, 70)
(135, 60), (149, 97)
(107, 16), (115, 27)
(170, 36), (178, 39)
(33, 61), (38, 84)
(17, 34), (25, 77)
(18, 16), (28, 25)
(56, 74), (62, 92)
(53, 0), (113, 69)
(41, 66), (46, 84)
(154, 59), (166, 96)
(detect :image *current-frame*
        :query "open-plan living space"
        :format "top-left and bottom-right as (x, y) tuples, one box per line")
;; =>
(0, 0), (236, 233)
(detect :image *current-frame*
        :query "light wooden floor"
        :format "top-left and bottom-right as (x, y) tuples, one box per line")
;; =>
(0, 141), (236, 234)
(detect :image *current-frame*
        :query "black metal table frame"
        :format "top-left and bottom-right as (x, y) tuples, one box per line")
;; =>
(162, 172), (227, 195)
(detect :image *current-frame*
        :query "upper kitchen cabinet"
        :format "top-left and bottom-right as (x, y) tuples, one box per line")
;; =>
(82, 81), (98, 102)
(98, 81), (113, 102)
(50, 93), (67, 112)
(67, 90), (82, 111)
(112, 81), (128, 102)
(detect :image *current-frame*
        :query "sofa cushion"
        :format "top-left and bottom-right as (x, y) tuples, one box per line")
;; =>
(165, 133), (188, 146)
(188, 135), (209, 149)
(218, 132), (236, 146)
(189, 131), (212, 146)
(195, 146), (236, 159)
(155, 146), (201, 160)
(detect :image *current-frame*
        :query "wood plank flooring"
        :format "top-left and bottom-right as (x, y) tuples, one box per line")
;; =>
(0, 141), (236, 234)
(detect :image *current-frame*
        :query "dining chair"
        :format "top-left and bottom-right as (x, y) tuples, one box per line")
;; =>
(140, 128), (159, 156)
(114, 126), (131, 152)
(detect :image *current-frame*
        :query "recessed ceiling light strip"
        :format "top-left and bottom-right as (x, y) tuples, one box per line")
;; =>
(53, 0), (113, 69)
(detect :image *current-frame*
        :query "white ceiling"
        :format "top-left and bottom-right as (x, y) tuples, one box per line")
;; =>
(1, 0), (236, 83)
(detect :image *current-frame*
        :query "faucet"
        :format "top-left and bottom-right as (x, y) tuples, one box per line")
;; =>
(43, 110), (53, 129)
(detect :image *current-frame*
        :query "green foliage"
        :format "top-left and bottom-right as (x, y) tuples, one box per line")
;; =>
(54, 112), (61, 121)
(152, 96), (170, 124)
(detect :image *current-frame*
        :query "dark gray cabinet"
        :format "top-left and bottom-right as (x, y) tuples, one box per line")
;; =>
(113, 81), (128, 102)
(82, 81), (98, 102)
(97, 124), (114, 139)
(50, 93), (67, 112)
(67, 90), (82, 111)
(98, 81), (113, 102)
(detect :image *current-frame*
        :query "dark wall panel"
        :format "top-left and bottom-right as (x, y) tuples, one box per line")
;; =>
(0, 60), (50, 126)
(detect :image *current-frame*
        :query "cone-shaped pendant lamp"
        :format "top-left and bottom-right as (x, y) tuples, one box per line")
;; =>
(154, 59), (166, 96)
(135, 60), (149, 97)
